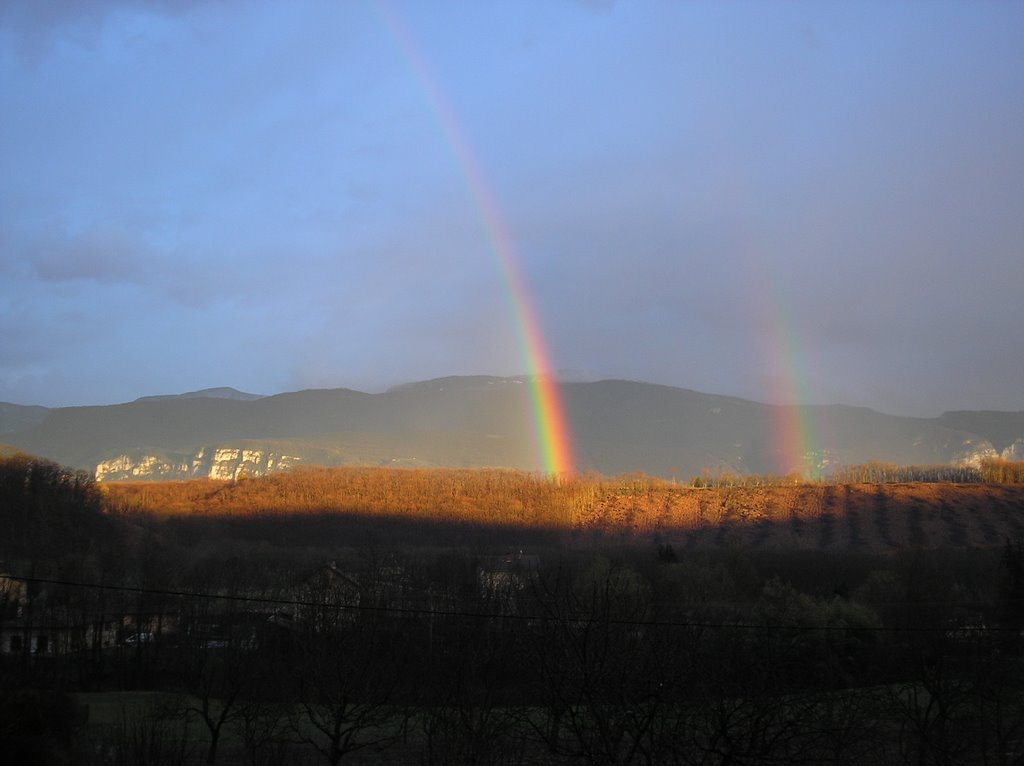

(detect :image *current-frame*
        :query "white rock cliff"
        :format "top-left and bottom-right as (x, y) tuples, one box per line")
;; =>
(95, 447), (302, 482)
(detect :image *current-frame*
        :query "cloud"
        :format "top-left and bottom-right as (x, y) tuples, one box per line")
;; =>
(24, 224), (151, 283)
(3, 218), (287, 326)
(0, 0), (210, 65)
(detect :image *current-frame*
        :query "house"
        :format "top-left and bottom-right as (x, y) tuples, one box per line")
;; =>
(478, 551), (540, 614)
(0, 613), (121, 657)
(0, 573), (27, 618)
(266, 562), (363, 635)
(0, 573), (129, 657)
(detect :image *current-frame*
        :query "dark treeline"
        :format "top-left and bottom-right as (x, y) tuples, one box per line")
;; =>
(3, 453), (1024, 764)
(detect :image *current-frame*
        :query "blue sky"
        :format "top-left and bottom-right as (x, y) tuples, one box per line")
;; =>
(1, 0), (1022, 417)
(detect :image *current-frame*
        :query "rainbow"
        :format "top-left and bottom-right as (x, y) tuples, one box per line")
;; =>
(760, 271), (822, 478)
(375, 4), (575, 476)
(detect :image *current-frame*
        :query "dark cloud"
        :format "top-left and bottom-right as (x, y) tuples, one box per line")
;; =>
(24, 225), (150, 283)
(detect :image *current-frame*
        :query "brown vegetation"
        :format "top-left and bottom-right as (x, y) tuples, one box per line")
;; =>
(980, 457), (1024, 484)
(102, 465), (1024, 552)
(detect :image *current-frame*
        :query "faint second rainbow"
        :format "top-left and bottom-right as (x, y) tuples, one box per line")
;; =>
(375, 4), (574, 476)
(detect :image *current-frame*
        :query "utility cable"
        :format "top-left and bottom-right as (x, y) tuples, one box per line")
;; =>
(2, 573), (1017, 634)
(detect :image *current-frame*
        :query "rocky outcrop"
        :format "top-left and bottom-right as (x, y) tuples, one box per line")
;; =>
(1002, 439), (1024, 462)
(952, 438), (999, 469)
(95, 446), (302, 482)
(94, 454), (185, 481)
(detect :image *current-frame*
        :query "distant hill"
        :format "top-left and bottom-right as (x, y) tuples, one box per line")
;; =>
(134, 386), (265, 403)
(0, 402), (50, 435)
(2, 376), (1021, 481)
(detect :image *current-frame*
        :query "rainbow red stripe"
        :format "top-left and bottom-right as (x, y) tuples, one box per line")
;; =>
(377, 4), (575, 476)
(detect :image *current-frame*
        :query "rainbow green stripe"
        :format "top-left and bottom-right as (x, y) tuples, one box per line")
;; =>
(377, 4), (575, 476)
(761, 271), (821, 478)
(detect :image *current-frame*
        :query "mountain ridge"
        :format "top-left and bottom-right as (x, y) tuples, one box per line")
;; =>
(1, 376), (1021, 481)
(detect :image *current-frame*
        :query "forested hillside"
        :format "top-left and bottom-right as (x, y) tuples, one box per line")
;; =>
(102, 463), (1024, 553)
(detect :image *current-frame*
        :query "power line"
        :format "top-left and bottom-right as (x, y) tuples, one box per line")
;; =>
(2, 573), (1015, 635)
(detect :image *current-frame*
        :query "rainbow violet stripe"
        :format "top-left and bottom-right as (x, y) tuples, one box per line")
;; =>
(375, 4), (575, 476)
